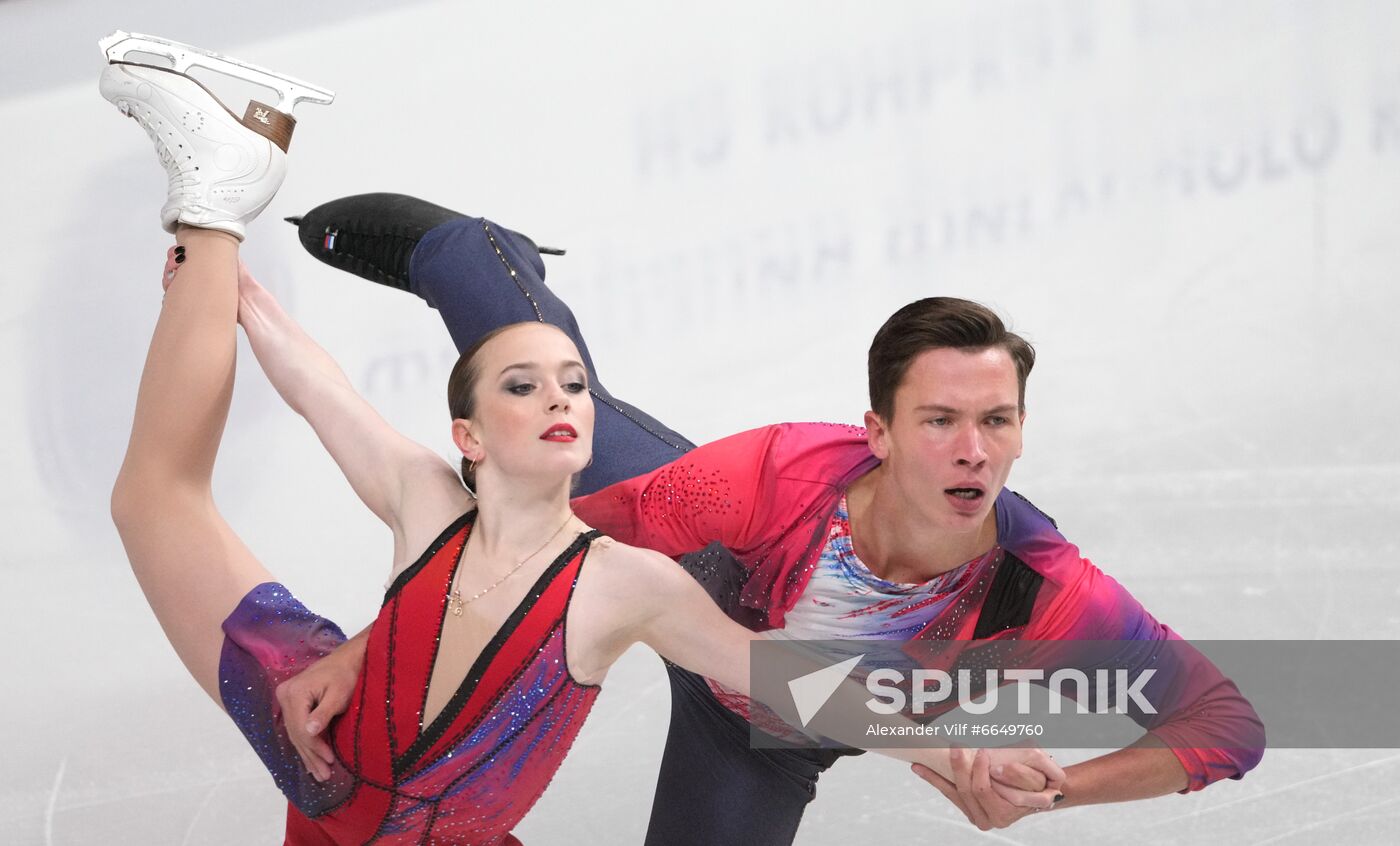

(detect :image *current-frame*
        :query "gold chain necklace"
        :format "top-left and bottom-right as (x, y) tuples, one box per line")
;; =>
(447, 512), (575, 616)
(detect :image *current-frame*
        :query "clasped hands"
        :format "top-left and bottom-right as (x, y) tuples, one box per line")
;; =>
(914, 745), (1065, 831)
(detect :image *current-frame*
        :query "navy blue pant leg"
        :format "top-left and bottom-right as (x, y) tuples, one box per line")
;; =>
(644, 665), (841, 846)
(409, 216), (694, 494)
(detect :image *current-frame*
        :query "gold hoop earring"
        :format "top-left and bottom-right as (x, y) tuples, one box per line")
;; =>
(463, 457), (480, 500)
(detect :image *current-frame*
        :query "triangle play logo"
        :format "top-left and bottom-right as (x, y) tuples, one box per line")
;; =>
(787, 654), (865, 727)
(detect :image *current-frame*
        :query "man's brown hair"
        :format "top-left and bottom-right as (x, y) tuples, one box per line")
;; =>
(867, 297), (1035, 420)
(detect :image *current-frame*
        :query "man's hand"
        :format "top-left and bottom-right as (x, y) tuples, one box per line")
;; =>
(914, 746), (1064, 830)
(164, 246), (267, 312)
(274, 634), (365, 781)
(983, 744), (1064, 793)
(161, 245), (183, 291)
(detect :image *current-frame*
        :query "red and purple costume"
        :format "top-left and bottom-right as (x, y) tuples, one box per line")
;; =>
(220, 511), (603, 845)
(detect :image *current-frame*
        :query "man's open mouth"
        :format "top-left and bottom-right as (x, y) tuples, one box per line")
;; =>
(945, 488), (984, 500)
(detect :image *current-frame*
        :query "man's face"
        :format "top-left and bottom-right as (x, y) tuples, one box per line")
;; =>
(867, 346), (1024, 534)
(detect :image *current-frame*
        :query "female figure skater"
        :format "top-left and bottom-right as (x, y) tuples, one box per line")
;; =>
(102, 34), (1060, 845)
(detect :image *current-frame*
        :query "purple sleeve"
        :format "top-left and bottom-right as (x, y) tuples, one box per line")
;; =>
(1096, 574), (1265, 790)
(1001, 491), (1265, 792)
(1038, 562), (1266, 791)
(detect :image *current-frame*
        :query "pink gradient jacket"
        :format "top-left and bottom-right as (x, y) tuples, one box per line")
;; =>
(573, 422), (1265, 791)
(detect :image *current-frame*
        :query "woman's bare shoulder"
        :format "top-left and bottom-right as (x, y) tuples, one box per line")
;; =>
(581, 532), (688, 593)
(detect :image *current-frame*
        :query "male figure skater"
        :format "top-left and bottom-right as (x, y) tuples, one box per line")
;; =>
(276, 194), (1263, 842)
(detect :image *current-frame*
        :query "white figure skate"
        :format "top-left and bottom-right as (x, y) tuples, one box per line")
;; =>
(98, 31), (335, 240)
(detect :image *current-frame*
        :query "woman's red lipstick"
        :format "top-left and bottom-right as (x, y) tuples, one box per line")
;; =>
(540, 424), (578, 441)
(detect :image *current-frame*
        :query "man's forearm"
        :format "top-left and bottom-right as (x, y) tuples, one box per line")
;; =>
(1054, 743), (1187, 809)
(336, 625), (371, 665)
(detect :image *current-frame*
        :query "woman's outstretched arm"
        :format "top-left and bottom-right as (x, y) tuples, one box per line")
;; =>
(232, 264), (470, 564)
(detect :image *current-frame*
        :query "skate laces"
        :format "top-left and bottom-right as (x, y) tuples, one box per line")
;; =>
(329, 227), (417, 280)
(120, 102), (200, 201)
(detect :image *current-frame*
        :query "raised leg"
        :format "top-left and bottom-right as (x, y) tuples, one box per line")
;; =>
(294, 195), (695, 494)
(415, 216), (696, 492)
(111, 228), (275, 703)
(100, 32), (333, 702)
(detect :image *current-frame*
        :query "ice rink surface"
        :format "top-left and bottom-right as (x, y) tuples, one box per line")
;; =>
(3, 1), (1399, 843)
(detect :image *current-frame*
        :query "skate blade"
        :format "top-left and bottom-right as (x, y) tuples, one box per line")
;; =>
(98, 30), (334, 114)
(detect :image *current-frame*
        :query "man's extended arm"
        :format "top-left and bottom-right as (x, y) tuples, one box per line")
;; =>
(1057, 742), (1188, 805)
(915, 741), (1187, 831)
(1048, 564), (1267, 792)
(919, 502), (1264, 829)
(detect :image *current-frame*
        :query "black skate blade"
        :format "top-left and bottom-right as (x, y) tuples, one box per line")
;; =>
(284, 216), (303, 226)
(537, 245), (566, 256)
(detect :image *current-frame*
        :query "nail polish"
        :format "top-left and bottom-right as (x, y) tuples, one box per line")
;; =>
(175, 254), (185, 264)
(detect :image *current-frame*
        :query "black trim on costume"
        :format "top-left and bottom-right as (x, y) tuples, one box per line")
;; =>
(393, 529), (602, 779)
(559, 536), (604, 690)
(412, 516), (475, 749)
(383, 509), (478, 605)
(384, 586), (403, 764)
(972, 552), (1043, 639)
(1011, 490), (1058, 529)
